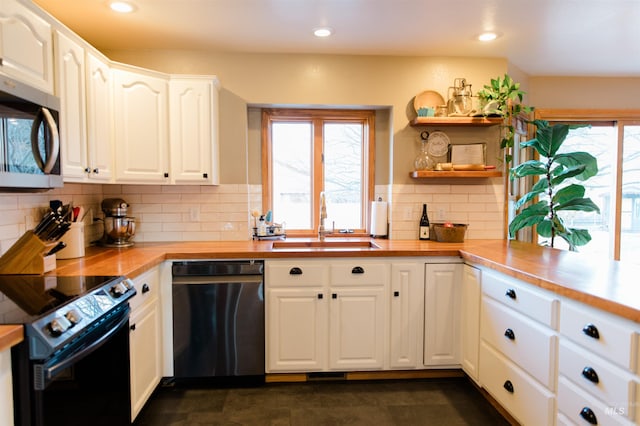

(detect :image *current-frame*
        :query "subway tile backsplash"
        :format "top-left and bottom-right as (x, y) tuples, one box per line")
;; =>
(0, 181), (504, 256)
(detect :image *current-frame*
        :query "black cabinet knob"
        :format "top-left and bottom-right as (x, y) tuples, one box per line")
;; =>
(203, 173), (208, 178)
(505, 288), (517, 299)
(394, 291), (400, 297)
(130, 324), (136, 331)
(503, 380), (514, 393)
(580, 407), (598, 425)
(164, 172), (169, 178)
(317, 293), (323, 299)
(504, 328), (515, 340)
(351, 266), (365, 274)
(289, 267), (303, 275)
(332, 293), (337, 299)
(93, 168), (99, 174)
(142, 283), (150, 294)
(582, 366), (599, 384)
(582, 323), (600, 339)
(84, 167), (91, 173)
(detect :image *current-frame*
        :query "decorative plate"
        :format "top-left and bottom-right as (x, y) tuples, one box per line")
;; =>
(427, 131), (450, 157)
(413, 90), (445, 114)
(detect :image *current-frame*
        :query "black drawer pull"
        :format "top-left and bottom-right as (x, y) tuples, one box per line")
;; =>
(289, 267), (303, 275)
(580, 407), (598, 425)
(394, 291), (400, 297)
(504, 328), (515, 340)
(332, 293), (337, 299)
(317, 293), (323, 299)
(142, 283), (150, 294)
(582, 323), (600, 339)
(505, 288), (517, 299)
(503, 380), (514, 393)
(582, 366), (599, 384)
(351, 266), (365, 274)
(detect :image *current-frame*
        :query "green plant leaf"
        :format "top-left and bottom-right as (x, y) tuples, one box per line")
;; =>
(555, 152), (598, 180)
(552, 184), (585, 205)
(536, 219), (552, 237)
(508, 201), (549, 237)
(560, 228), (592, 249)
(512, 160), (547, 178)
(555, 197), (601, 213)
(550, 164), (587, 186)
(514, 180), (547, 210)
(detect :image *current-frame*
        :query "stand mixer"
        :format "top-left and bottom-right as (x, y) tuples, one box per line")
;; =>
(99, 198), (136, 247)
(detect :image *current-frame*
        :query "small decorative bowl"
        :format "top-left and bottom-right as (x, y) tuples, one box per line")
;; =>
(431, 223), (468, 242)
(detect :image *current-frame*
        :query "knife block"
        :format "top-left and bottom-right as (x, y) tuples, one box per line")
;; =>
(0, 231), (57, 275)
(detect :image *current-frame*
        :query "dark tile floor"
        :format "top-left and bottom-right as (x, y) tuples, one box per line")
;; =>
(133, 377), (511, 425)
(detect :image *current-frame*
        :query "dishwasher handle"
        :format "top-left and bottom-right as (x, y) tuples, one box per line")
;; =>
(172, 275), (263, 285)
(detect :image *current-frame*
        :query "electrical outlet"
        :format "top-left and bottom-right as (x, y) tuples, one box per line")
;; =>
(437, 208), (446, 220)
(403, 207), (413, 220)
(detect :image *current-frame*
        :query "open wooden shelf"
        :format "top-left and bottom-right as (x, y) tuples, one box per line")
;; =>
(410, 170), (503, 179)
(409, 116), (503, 127)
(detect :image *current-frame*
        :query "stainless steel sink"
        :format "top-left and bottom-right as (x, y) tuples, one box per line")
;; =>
(271, 240), (381, 250)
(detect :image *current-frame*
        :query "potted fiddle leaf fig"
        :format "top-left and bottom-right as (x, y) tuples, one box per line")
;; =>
(477, 74), (533, 164)
(509, 120), (600, 250)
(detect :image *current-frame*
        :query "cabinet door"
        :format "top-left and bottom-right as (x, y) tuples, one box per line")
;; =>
(0, 0), (53, 93)
(85, 51), (113, 181)
(389, 262), (423, 369)
(130, 299), (162, 421)
(55, 31), (88, 181)
(169, 77), (219, 184)
(424, 263), (462, 366)
(329, 286), (386, 370)
(461, 264), (481, 381)
(266, 287), (327, 372)
(113, 66), (169, 183)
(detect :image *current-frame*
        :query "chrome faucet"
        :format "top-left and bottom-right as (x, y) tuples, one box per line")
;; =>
(318, 191), (329, 240)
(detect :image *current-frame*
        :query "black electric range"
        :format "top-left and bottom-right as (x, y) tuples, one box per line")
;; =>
(0, 274), (136, 360)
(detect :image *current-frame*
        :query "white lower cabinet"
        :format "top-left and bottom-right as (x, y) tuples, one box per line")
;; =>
(424, 262), (462, 366)
(129, 267), (162, 421)
(266, 258), (429, 373)
(461, 264), (481, 382)
(266, 287), (327, 372)
(0, 348), (14, 426)
(389, 262), (423, 369)
(480, 341), (555, 425)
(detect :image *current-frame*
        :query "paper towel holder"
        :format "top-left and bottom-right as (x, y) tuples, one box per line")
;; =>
(370, 198), (388, 238)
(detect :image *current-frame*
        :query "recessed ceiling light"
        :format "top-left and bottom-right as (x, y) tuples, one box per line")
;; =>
(478, 32), (498, 42)
(110, 1), (135, 13)
(313, 27), (333, 38)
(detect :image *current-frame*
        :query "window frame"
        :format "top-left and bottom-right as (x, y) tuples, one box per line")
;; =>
(532, 108), (640, 260)
(261, 108), (375, 237)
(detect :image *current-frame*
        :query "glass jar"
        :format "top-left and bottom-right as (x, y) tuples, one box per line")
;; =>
(414, 139), (435, 170)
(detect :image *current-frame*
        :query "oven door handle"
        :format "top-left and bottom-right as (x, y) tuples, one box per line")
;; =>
(41, 309), (130, 384)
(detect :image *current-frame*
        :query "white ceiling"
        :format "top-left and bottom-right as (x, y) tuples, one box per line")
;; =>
(33, 0), (640, 77)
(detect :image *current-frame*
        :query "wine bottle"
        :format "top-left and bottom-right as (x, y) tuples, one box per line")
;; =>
(419, 204), (430, 240)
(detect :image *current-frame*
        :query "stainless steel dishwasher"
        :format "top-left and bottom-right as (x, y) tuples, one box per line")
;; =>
(172, 260), (264, 381)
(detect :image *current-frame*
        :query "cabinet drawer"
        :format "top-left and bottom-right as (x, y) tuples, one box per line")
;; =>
(330, 262), (388, 287)
(558, 376), (635, 426)
(560, 301), (638, 371)
(481, 296), (557, 389)
(482, 269), (559, 329)
(559, 340), (636, 421)
(129, 267), (160, 312)
(266, 261), (328, 288)
(479, 342), (555, 426)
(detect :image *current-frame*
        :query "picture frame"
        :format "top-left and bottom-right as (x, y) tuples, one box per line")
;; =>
(450, 143), (486, 165)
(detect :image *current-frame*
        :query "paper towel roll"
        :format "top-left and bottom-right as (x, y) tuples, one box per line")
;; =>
(370, 201), (388, 237)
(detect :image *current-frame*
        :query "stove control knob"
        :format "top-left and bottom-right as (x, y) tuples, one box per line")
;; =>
(122, 278), (134, 290)
(48, 316), (72, 337)
(65, 309), (82, 326)
(110, 282), (129, 298)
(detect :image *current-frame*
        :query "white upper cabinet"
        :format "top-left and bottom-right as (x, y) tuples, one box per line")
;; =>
(112, 64), (170, 184)
(0, 0), (53, 93)
(85, 51), (113, 181)
(169, 76), (220, 184)
(56, 31), (113, 182)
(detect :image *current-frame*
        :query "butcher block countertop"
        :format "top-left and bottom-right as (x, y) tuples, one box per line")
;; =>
(0, 326), (23, 353)
(49, 238), (640, 324)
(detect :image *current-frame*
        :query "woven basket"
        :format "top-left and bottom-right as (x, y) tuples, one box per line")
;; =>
(431, 223), (468, 243)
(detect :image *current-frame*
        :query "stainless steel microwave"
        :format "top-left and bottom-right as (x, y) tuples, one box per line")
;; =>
(0, 76), (62, 191)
